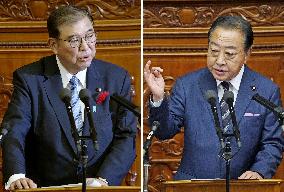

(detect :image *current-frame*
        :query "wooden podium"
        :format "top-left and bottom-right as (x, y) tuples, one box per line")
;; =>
(14, 186), (141, 192)
(161, 179), (282, 192)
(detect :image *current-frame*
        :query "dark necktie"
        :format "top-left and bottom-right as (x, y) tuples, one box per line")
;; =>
(220, 81), (232, 133)
(69, 76), (83, 134)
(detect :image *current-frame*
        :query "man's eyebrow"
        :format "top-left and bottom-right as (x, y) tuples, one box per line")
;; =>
(224, 46), (238, 50)
(209, 42), (238, 50)
(66, 29), (94, 39)
(209, 42), (220, 48)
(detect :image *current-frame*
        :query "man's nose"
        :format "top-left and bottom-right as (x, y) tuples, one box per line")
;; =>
(79, 38), (89, 51)
(216, 51), (226, 65)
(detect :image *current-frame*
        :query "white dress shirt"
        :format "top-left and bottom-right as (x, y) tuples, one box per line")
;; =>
(216, 65), (244, 105)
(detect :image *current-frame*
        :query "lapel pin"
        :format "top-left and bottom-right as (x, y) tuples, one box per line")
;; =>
(96, 87), (102, 93)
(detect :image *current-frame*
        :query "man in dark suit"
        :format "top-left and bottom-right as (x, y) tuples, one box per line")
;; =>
(2, 5), (136, 189)
(144, 16), (284, 180)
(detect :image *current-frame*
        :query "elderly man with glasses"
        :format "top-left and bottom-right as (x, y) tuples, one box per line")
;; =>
(2, 5), (136, 189)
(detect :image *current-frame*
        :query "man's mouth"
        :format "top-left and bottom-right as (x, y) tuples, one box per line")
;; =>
(78, 55), (91, 61)
(213, 68), (227, 75)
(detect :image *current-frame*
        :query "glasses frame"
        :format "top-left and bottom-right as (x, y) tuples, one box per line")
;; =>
(58, 31), (97, 48)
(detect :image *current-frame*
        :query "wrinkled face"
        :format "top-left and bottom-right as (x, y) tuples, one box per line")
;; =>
(207, 27), (251, 81)
(49, 16), (96, 74)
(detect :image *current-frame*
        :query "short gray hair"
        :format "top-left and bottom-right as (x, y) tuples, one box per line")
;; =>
(47, 5), (93, 38)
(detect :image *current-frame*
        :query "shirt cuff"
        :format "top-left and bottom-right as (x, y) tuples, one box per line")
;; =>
(5, 173), (25, 190)
(149, 96), (164, 108)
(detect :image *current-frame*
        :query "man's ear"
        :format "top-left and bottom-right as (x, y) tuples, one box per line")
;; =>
(48, 38), (58, 54)
(244, 47), (252, 63)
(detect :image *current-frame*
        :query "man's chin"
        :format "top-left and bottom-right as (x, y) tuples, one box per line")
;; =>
(78, 60), (92, 68)
(213, 73), (230, 81)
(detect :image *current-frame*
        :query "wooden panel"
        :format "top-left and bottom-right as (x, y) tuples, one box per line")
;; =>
(144, 1), (284, 192)
(162, 180), (282, 192)
(17, 186), (141, 192)
(0, 1), (140, 21)
(0, 0), (141, 189)
(144, 0), (284, 28)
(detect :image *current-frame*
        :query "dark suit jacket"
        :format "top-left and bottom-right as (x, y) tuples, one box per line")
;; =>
(2, 55), (136, 186)
(150, 66), (284, 179)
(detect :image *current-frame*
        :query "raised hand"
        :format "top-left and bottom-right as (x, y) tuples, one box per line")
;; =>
(144, 60), (165, 101)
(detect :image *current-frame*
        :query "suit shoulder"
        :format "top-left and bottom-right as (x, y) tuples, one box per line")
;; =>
(178, 68), (207, 83)
(248, 67), (279, 89)
(15, 55), (53, 75)
(92, 59), (129, 77)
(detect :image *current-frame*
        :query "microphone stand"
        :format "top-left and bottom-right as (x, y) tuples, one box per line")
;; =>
(143, 150), (150, 192)
(75, 135), (98, 192)
(221, 133), (234, 192)
(143, 121), (159, 192)
(60, 89), (96, 192)
(77, 135), (91, 192)
(220, 91), (242, 192)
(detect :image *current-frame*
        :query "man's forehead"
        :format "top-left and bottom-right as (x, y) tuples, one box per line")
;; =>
(209, 28), (244, 48)
(58, 17), (94, 37)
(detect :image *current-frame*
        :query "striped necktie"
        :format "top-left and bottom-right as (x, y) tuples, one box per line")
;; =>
(69, 75), (83, 134)
(220, 81), (232, 133)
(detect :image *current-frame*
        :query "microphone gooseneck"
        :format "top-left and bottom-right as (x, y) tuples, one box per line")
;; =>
(59, 88), (80, 147)
(205, 90), (225, 149)
(143, 121), (160, 158)
(223, 91), (241, 148)
(110, 93), (140, 118)
(79, 88), (99, 151)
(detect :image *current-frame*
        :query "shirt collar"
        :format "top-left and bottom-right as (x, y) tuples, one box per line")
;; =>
(56, 56), (87, 88)
(216, 64), (244, 91)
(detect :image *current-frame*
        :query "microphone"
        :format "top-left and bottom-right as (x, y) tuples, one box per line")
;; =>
(110, 93), (140, 118)
(252, 93), (284, 131)
(223, 91), (241, 148)
(143, 121), (159, 158)
(59, 88), (80, 147)
(205, 90), (225, 149)
(0, 122), (9, 144)
(252, 93), (284, 119)
(79, 89), (99, 150)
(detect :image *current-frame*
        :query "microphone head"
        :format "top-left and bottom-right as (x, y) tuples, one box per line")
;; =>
(252, 93), (260, 101)
(79, 88), (91, 102)
(152, 121), (160, 131)
(59, 88), (71, 103)
(1, 128), (8, 136)
(205, 90), (217, 104)
(223, 91), (234, 104)
(1, 122), (9, 135)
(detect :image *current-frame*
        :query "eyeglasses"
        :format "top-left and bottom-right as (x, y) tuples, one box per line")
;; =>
(58, 31), (97, 48)
(208, 47), (241, 61)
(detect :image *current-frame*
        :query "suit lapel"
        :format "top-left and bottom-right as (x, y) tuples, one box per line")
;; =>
(235, 66), (257, 124)
(42, 55), (78, 154)
(198, 68), (222, 122)
(86, 60), (104, 118)
(85, 60), (105, 157)
(198, 69), (218, 95)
